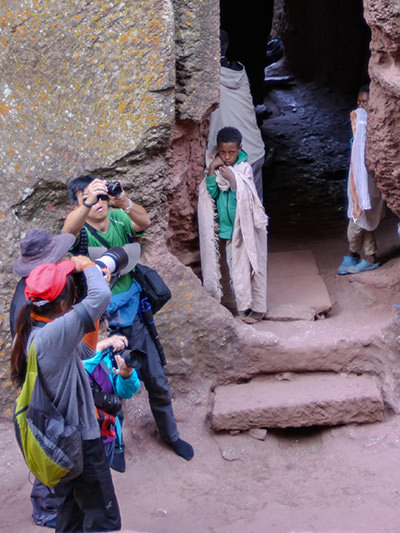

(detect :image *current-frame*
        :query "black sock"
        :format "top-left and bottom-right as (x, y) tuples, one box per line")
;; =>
(169, 438), (194, 461)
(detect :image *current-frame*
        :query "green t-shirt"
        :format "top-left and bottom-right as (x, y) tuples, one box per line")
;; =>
(205, 150), (248, 239)
(79, 209), (137, 295)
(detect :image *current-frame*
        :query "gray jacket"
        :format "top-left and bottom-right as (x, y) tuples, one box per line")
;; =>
(28, 266), (111, 441)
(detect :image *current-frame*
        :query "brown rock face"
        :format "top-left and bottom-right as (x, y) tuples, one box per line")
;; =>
(0, 0), (221, 410)
(364, 1), (400, 216)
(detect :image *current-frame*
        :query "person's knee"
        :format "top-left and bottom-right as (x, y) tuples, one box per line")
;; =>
(145, 379), (172, 406)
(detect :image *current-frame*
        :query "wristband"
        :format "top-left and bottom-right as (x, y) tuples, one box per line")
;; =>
(123, 198), (133, 213)
(81, 260), (96, 270)
(82, 198), (97, 208)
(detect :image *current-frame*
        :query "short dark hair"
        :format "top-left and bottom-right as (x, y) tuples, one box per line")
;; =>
(216, 127), (242, 147)
(67, 175), (96, 205)
(359, 84), (370, 94)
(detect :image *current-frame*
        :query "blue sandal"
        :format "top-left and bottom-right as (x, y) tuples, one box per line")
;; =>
(337, 256), (359, 275)
(347, 259), (380, 273)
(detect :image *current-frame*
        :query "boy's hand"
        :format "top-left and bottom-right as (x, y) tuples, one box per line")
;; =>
(208, 154), (224, 176)
(219, 165), (234, 180)
(113, 353), (133, 378)
(219, 165), (237, 189)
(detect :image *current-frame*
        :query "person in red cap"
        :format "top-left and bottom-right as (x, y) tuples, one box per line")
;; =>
(10, 229), (76, 529)
(11, 256), (121, 532)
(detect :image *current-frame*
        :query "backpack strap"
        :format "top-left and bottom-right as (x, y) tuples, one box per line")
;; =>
(72, 215), (135, 257)
(84, 222), (111, 248)
(69, 227), (89, 256)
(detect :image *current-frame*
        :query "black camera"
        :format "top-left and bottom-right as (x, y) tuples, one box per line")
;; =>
(93, 389), (122, 417)
(111, 348), (147, 371)
(72, 244), (141, 302)
(106, 180), (123, 197)
(72, 246), (129, 302)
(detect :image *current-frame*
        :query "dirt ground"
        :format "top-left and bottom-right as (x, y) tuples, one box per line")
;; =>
(3, 350), (400, 533)
(3, 65), (400, 533)
(3, 197), (400, 533)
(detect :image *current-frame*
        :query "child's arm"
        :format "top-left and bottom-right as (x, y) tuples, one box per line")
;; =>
(207, 154), (224, 177)
(205, 154), (224, 198)
(113, 360), (141, 398)
(206, 155), (222, 200)
(219, 165), (237, 190)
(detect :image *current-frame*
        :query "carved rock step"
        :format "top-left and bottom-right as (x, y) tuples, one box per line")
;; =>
(211, 373), (384, 431)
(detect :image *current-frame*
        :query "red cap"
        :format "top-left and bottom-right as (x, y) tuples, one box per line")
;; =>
(25, 260), (76, 304)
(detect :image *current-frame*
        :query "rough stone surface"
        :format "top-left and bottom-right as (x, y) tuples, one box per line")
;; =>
(0, 1), (175, 184)
(266, 303), (316, 321)
(0, 0), (221, 411)
(211, 372), (384, 431)
(267, 250), (333, 316)
(172, 0), (220, 121)
(364, 0), (400, 217)
(165, 118), (211, 272)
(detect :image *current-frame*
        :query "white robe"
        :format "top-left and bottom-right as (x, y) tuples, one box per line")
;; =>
(198, 161), (268, 313)
(347, 107), (384, 231)
(208, 64), (265, 165)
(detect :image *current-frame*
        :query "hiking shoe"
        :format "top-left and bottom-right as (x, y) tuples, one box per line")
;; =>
(347, 259), (380, 274)
(337, 255), (359, 275)
(169, 438), (194, 461)
(243, 311), (265, 324)
(237, 309), (251, 321)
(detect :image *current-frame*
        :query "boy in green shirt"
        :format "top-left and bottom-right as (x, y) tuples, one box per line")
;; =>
(204, 127), (268, 323)
(63, 176), (194, 461)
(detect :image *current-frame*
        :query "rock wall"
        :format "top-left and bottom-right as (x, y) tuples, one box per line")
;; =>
(0, 0), (222, 412)
(364, 0), (400, 216)
(2, 0), (400, 416)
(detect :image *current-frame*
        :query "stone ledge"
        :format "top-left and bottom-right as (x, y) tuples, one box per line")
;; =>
(267, 250), (333, 316)
(211, 372), (384, 431)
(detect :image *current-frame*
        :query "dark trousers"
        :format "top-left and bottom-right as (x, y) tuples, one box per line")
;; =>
(112, 315), (179, 443)
(54, 438), (121, 532)
(31, 477), (58, 526)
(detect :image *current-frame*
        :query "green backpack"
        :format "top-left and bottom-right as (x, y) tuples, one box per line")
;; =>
(14, 340), (83, 488)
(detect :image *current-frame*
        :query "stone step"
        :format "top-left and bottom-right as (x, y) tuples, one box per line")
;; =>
(267, 250), (333, 319)
(211, 372), (384, 431)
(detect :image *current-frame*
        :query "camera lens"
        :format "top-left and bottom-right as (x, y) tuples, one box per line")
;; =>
(95, 247), (129, 276)
(106, 181), (122, 197)
(93, 390), (121, 416)
(120, 348), (147, 370)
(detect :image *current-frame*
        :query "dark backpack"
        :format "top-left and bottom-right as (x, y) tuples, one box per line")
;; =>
(71, 224), (171, 313)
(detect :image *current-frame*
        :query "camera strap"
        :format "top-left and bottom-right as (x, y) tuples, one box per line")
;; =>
(86, 355), (114, 391)
(84, 222), (112, 249)
(83, 222), (123, 289)
(84, 220), (134, 246)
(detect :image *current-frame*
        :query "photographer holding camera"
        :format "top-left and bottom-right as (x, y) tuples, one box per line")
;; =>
(11, 256), (121, 532)
(11, 230), (80, 529)
(63, 176), (194, 461)
(84, 333), (141, 468)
